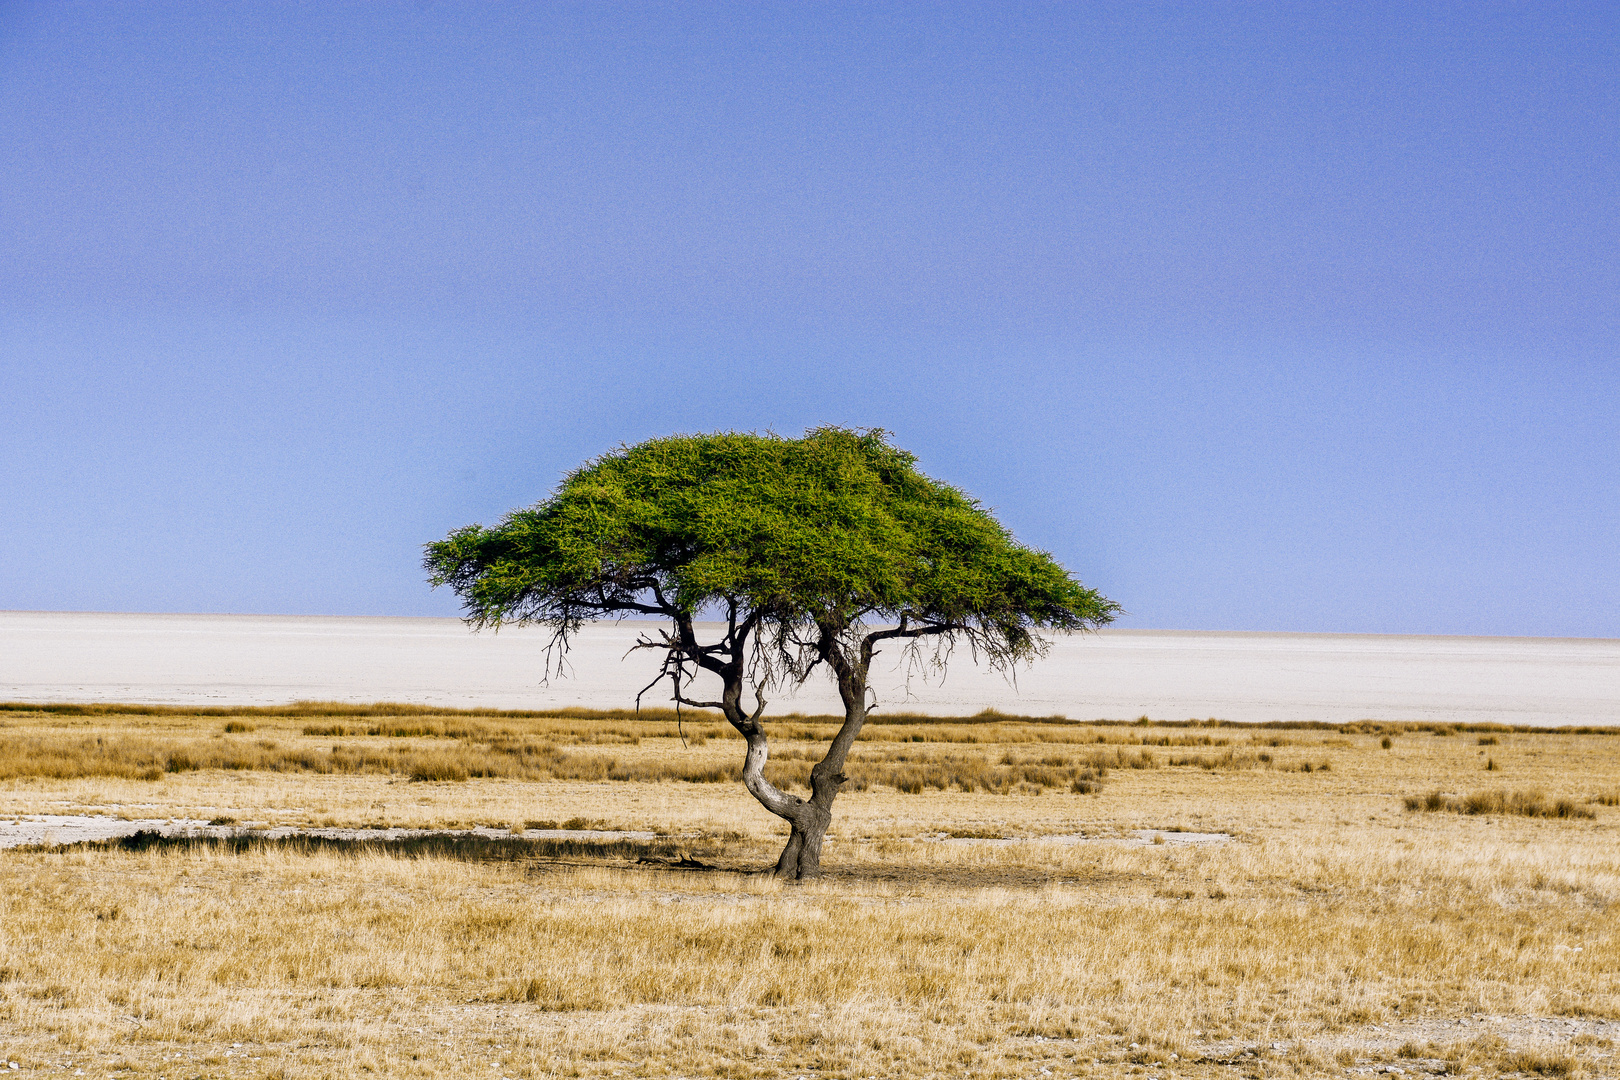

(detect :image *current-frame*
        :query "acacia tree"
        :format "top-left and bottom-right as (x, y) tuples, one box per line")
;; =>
(423, 428), (1118, 878)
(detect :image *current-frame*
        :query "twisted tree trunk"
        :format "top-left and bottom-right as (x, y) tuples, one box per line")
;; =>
(728, 630), (873, 880)
(704, 613), (951, 879)
(726, 697), (840, 880)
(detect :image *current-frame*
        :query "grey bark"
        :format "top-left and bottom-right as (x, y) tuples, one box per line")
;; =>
(653, 609), (834, 879)
(720, 676), (842, 880)
(741, 616), (879, 880)
(660, 607), (961, 880)
(736, 614), (962, 879)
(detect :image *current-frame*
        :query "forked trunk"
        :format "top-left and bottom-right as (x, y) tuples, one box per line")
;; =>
(734, 726), (833, 880)
(733, 699), (867, 880)
(723, 620), (876, 880)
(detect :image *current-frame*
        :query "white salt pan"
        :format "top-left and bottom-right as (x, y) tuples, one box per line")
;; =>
(1, 611), (1615, 727)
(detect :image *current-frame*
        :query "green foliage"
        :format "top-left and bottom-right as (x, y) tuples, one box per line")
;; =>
(423, 427), (1117, 666)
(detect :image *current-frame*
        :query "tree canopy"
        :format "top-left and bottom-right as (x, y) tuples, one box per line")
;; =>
(426, 427), (1113, 656)
(425, 427), (1119, 877)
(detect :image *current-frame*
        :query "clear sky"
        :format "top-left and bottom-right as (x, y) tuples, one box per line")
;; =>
(1, 2), (1615, 637)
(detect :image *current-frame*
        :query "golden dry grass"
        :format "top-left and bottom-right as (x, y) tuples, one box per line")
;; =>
(0, 703), (1387, 792)
(1404, 788), (1595, 819)
(1, 705), (1618, 1078)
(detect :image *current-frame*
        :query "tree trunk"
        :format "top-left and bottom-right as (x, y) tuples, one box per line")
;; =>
(733, 723), (831, 880)
(768, 682), (868, 880)
(718, 621), (875, 880)
(753, 633), (875, 880)
(772, 812), (831, 878)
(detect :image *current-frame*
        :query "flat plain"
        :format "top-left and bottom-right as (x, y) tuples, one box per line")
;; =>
(6, 611), (1617, 726)
(1, 702), (1618, 1079)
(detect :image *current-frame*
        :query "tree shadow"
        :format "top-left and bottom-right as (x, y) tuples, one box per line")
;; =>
(43, 829), (694, 864)
(38, 830), (1079, 887)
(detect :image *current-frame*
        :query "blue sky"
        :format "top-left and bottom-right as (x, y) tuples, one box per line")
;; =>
(1, 2), (1615, 636)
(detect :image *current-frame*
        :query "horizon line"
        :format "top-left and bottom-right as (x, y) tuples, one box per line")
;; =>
(3, 609), (1615, 645)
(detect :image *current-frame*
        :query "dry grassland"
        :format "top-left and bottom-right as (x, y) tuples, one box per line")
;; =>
(1, 703), (1618, 1079)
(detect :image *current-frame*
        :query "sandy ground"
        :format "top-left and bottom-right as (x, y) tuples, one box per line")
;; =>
(2, 610), (1616, 725)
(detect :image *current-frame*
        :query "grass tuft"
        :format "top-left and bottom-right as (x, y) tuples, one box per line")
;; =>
(1404, 789), (1594, 819)
(1501, 1048), (1578, 1076)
